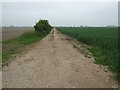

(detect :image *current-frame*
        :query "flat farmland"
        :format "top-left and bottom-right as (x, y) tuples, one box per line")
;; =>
(2, 27), (34, 42)
(3, 28), (118, 88)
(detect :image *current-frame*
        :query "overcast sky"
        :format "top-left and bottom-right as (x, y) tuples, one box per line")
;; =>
(2, 1), (118, 26)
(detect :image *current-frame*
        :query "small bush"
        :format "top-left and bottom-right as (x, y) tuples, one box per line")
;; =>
(34, 19), (52, 34)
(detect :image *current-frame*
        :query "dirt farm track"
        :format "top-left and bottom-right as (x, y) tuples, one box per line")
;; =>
(2, 28), (118, 88)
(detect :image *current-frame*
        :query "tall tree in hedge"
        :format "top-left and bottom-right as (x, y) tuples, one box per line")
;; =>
(34, 19), (52, 34)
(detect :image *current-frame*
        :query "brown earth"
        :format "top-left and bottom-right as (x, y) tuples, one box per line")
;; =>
(2, 28), (118, 88)
(2, 27), (34, 42)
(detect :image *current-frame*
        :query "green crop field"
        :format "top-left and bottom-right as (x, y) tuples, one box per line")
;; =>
(57, 27), (119, 82)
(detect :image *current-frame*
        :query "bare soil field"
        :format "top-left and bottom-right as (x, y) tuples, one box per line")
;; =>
(2, 27), (34, 42)
(2, 28), (118, 88)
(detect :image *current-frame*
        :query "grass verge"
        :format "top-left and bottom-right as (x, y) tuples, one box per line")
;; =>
(2, 31), (47, 66)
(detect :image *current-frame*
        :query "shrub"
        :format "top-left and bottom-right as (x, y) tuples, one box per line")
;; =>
(34, 19), (52, 34)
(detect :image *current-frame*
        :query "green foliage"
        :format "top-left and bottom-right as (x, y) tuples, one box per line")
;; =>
(34, 19), (52, 34)
(57, 27), (119, 82)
